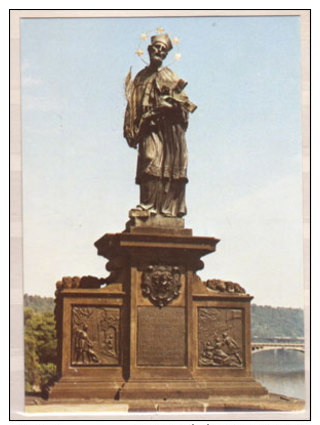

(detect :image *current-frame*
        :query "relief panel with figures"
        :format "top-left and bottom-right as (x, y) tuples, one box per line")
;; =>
(71, 306), (120, 366)
(198, 307), (244, 368)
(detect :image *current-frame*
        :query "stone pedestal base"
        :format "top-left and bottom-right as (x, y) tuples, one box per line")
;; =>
(27, 393), (305, 414)
(49, 379), (123, 400)
(118, 377), (267, 400)
(50, 216), (268, 402)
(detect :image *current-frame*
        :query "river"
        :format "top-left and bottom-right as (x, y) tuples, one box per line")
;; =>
(252, 349), (306, 400)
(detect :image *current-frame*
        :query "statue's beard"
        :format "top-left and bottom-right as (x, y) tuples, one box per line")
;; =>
(149, 53), (165, 68)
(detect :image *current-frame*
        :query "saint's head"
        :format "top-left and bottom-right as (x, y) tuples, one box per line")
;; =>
(148, 33), (173, 69)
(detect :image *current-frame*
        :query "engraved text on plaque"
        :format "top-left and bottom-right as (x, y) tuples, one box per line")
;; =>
(137, 307), (186, 366)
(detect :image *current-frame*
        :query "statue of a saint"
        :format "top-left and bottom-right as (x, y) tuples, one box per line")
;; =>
(124, 33), (196, 218)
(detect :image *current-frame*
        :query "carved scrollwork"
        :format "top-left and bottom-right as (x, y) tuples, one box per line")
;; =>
(204, 279), (246, 294)
(55, 275), (108, 296)
(141, 265), (182, 308)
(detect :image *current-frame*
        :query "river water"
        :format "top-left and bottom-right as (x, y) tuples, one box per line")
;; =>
(252, 349), (306, 400)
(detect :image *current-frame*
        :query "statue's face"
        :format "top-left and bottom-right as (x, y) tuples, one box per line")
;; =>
(148, 42), (168, 67)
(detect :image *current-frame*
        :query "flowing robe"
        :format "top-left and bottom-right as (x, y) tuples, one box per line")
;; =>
(124, 66), (192, 217)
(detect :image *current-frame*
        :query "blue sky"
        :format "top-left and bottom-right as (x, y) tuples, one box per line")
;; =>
(20, 15), (304, 307)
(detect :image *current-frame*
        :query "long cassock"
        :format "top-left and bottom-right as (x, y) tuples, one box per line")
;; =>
(124, 65), (194, 217)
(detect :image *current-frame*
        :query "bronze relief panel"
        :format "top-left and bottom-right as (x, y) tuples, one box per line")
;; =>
(71, 306), (120, 366)
(198, 307), (244, 368)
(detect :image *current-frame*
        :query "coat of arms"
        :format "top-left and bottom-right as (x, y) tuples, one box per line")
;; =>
(141, 265), (181, 308)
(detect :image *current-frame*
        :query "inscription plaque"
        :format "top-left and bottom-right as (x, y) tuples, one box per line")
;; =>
(137, 307), (186, 366)
(198, 307), (244, 367)
(71, 306), (120, 366)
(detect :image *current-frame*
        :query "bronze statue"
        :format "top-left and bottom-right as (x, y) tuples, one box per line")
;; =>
(124, 33), (196, 217)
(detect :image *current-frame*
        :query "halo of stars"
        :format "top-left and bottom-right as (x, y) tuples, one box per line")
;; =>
(135, 27), (181, 65)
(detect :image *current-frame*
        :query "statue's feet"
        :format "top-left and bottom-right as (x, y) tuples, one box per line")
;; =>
(129, 205), (157, 218)
(177, 211), (186, 218)
(136, 205), (157, 215)
(161, 209), (186, 218)
(162, 211), (175, 218)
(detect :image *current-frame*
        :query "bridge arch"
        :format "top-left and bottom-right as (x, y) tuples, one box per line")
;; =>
(251, 343), (305, 354)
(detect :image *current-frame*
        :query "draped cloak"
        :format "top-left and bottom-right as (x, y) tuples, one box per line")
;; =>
(123, 66), (192, 216)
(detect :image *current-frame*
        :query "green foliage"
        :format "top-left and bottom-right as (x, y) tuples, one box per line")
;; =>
(24, 334), (39, 392)
(251, 304), (304, 338)
(24, 307), (57, 394)
(24, 294), (55, 313)
(38, 362), (57, 390)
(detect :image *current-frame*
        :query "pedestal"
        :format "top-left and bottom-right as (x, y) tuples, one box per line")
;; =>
(50, 216), (267, 400)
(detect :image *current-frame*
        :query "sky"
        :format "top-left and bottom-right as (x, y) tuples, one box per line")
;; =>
(20, 15), (304, 308)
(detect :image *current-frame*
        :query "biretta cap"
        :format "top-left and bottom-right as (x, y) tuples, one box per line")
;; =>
(150, 33), (173, 51)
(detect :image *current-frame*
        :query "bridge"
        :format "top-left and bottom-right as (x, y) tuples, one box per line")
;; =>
(251, 342), (305, 353)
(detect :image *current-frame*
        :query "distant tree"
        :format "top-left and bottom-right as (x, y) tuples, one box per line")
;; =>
(24, 333), (40, 392)
(24, 294), (55, 313)
(36, 311), (57, 364)
(251, 304), (304, 338)
(24, 307), (57, 393)
(38, 362), (57, 393)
